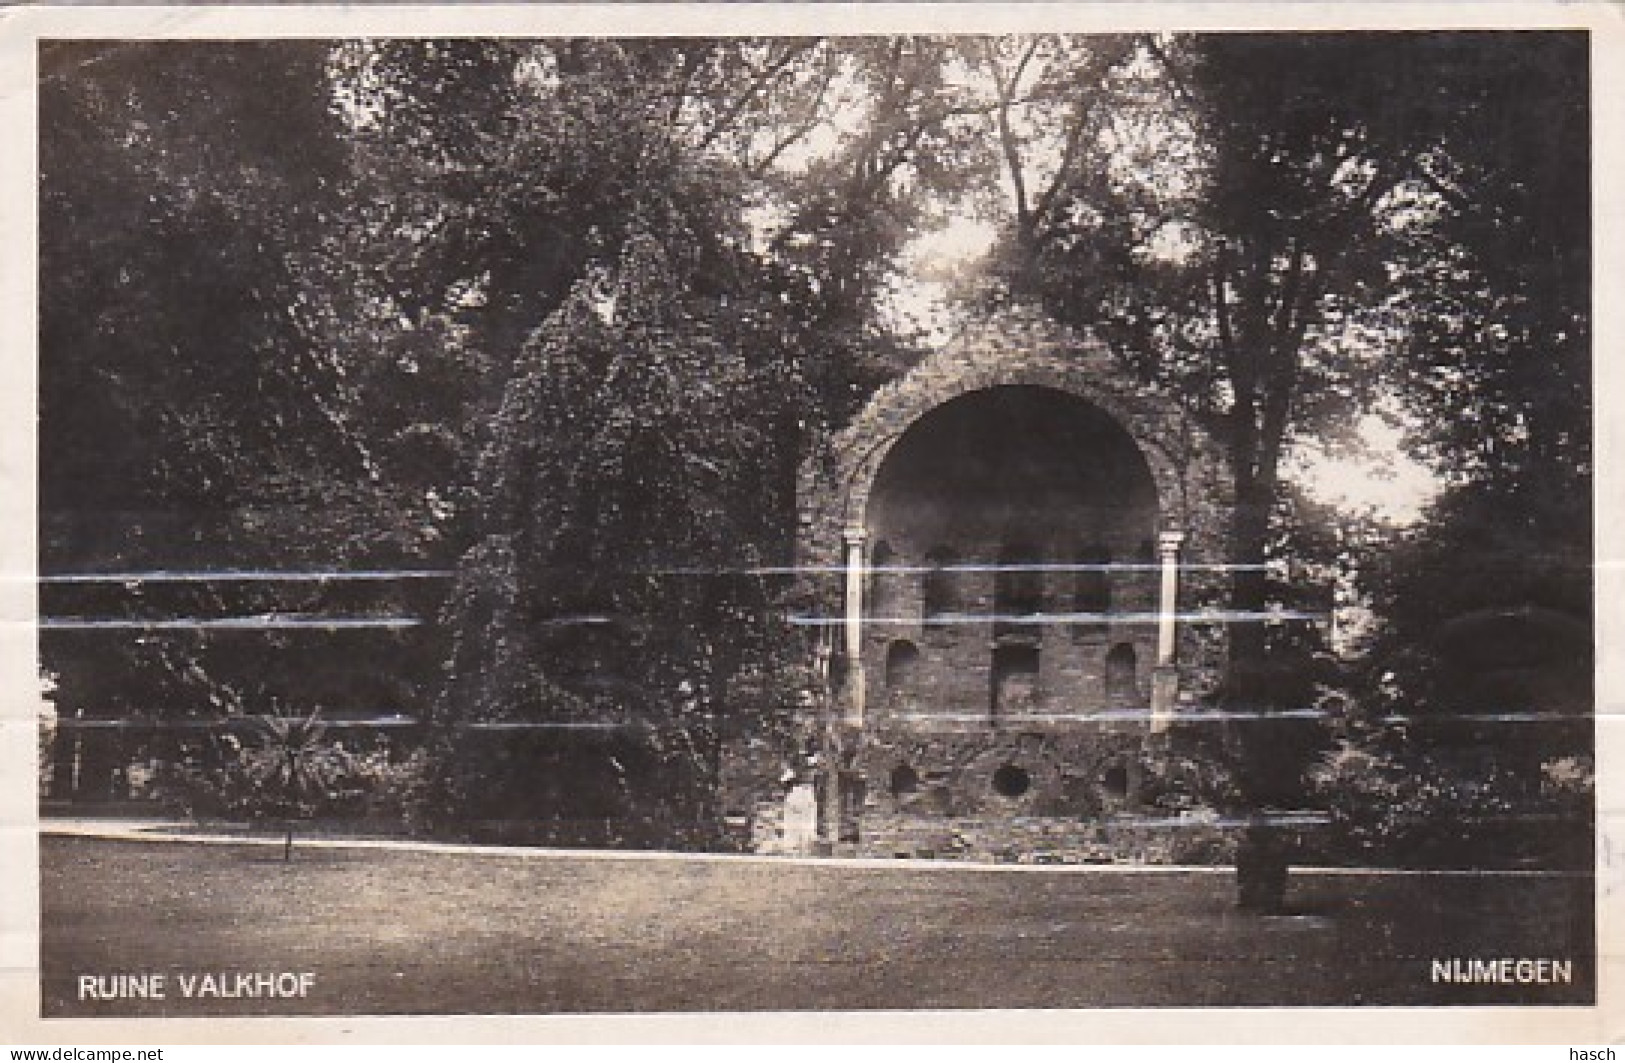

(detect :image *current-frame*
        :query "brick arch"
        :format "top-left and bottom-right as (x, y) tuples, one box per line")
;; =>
(846, 372), (1173, 537)
(799, 311), (1230, 573)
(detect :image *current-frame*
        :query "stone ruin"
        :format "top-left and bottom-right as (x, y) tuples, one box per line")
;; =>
(726, 308), (1234, 862)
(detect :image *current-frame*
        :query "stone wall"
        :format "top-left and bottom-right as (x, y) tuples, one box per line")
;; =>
(851, 813), (1239, 865)
(857, 728), (1146, 817)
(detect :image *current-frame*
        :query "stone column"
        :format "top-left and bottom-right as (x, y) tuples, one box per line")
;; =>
(841, 526), (868, 728)
(1151, 529), (1185, 732)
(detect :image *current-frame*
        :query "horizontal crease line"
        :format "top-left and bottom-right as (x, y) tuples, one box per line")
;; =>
(43, 718), (643, 731)
(51, 717), (421, 729)
(654, 563), (1274, 575)
(1107, 814), (1333, 829)
(26, 564), (1275, 582)
(39, 616), (422, 630)
(25, 564), (1274, 582)
(43, 711), (1342, 728)
(35, 570), (455, 583)
(48, 712), (1586, 729)
(887, 709), (1330, 722)
(37, 612), (1324, 628)
(890, 711), (1158, 722)
(1378, 713), (1591, 723)
(788, 611), (1322, 625)
(459, 721), (637, 731)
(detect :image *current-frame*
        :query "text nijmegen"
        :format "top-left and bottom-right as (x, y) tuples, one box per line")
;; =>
(1429, 958), (1573, 984)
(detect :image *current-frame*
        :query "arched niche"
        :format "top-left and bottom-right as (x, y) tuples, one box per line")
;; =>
(865, 385), (1160, 603)
(799, 313), (1232, 579)
(1106, 642), (1139, 708)
(885, 639), (921, 699)
(992, 643), (1041, 720)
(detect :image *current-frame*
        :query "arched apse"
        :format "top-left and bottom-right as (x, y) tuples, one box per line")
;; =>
(864, 385), (1161, 590)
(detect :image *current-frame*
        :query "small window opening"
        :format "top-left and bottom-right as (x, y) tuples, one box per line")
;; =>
(992, 763), (1031, 798)
(885, 640), (920, 697)
(1106, 642), (1138, 707)
(991, 643), (1040, 718)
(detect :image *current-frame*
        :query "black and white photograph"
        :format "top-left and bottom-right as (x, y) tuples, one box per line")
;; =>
(9, 3), (1617, 1039)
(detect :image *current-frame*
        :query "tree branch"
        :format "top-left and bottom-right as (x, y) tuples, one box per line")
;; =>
(1411, 155), (1476, 216)
(746, 58), (841, 177)
(1212, 250), (1238, 360)
(697, 41), (820, 152)
(1270, 236), (1306, 351)
(991, 40), (1042, 230)
(1033, 39), (1137, 232)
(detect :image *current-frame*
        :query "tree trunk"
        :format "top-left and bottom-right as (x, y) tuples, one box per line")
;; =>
(1228, 479), (1273, 679)
(283, 824), (293, 863)
(1236, 821), (1288, 912)
(1229, 475), (1292, 913)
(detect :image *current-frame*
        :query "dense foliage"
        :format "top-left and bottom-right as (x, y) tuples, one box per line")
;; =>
(164, 711), (428, 857)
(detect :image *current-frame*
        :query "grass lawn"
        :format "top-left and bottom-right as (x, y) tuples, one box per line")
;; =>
(40, 835), (1593, 1016)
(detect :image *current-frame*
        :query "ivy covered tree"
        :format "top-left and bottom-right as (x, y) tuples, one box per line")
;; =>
(355, 39), (968, 843)
(429, 226), (824, 843)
